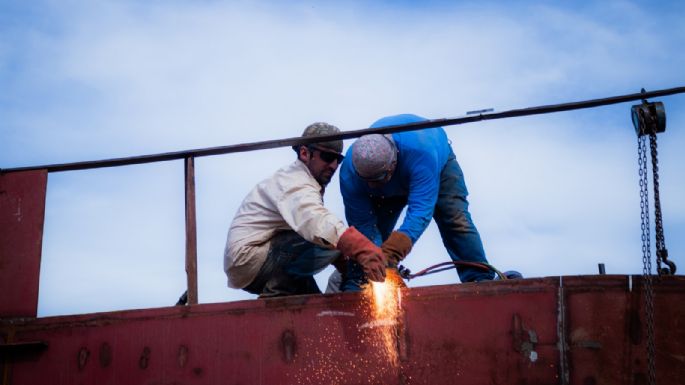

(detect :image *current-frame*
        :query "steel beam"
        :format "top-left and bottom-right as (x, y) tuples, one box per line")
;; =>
(184, 157), (198, 305)
(0, 170), (47, 318)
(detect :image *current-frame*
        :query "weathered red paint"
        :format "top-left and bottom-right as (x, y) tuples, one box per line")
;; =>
(184, 156), (198, 305)
(1, 275), (683, 385)
(0, 170), (48, 318)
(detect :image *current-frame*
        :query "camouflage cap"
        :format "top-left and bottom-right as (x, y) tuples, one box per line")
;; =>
(293, 122), (343, 153)
(352, 134), (397, 180)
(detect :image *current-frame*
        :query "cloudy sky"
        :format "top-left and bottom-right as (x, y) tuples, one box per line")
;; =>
(1, 0), (683, 317)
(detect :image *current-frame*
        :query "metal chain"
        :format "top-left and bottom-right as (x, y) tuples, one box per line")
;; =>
(639, 134), (652, 277)
(639, 133), (657, 385)
(649, 133), (675, 275)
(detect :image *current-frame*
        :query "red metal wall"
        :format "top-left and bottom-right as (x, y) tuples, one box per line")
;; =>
(2, 276), (683, 385)
(0, 170), (47, 318)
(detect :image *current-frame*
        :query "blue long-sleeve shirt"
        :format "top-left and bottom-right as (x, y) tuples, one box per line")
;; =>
(340, 114), (452, 245)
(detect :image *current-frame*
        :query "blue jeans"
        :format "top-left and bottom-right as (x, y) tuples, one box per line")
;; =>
(244, 231), (341, 297)
(341, 152), (492, 291)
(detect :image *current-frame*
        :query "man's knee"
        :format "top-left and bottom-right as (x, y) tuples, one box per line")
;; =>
(436, 205), (476, 233)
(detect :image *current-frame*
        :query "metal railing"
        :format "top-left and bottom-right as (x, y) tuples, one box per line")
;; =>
(2, 85), (684, 304)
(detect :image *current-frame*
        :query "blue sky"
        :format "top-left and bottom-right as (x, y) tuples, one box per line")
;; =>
(1, 0), (684, 316)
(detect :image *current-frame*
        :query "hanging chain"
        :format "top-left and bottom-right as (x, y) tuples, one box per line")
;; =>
(638, 133), (651, 277)
(638, 133), (657, 385)
(639, 134), (652, 278)
(650, 133), (664, 275)
(649, 133), (676, 275)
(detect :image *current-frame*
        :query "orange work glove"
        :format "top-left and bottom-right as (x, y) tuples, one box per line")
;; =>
(337, 227), (387, 282)
(381, 231), (413, 268)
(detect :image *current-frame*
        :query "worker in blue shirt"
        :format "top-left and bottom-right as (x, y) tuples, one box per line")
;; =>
(339, 113), (493, 290)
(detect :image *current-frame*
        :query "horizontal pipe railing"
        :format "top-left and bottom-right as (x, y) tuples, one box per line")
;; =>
(2, 86), (684, 174)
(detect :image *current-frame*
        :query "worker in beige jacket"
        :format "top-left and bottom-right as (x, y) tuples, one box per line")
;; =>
(224, 122), (386, 297)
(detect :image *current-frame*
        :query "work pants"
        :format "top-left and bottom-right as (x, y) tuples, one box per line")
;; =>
(244, 231), (340, 297)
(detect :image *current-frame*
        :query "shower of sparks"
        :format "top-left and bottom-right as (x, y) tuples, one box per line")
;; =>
(364, 270), (405, 367)
(291, 271), (407, 384)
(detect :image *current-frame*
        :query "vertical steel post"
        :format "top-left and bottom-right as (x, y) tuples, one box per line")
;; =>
(598, 263), (606, 275)
(184, 157), (198, 305)
(0, 170), (47, 317)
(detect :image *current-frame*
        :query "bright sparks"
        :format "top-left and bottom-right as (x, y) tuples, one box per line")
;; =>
(364, 269), (405, 367)
(371, 280), (400, 319)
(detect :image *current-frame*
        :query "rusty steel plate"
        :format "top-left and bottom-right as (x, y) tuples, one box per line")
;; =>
(1, 275), (683, 385)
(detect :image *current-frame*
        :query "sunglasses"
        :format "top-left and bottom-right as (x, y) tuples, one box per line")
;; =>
(309, 146), (345, 164)
(360, 168), (393, 182)
(356, 160), (396, 182)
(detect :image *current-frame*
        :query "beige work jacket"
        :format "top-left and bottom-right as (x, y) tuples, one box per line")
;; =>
(224, 160), (347, 288)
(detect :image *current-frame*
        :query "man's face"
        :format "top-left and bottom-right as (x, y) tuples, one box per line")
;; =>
(300, 145), (344, 187)
(365, 161), (396, 190)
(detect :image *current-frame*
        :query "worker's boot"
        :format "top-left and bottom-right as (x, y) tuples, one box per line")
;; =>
(495, 270), (524, 280)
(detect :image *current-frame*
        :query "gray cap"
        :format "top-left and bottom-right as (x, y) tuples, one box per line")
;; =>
(292, 122), (343, 153)
(352, 134), (397, 180)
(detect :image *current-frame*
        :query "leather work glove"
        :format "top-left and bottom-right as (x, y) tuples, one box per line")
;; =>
(337, 227), (387, 282)
(381, 231), (413, 268)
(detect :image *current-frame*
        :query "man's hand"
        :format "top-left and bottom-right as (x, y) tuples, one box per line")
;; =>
(381, 231), (413, 267)
(337, 227), (387, 282)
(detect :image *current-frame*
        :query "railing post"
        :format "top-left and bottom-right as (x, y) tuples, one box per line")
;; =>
(0, 170), (47, 317)
(184, 157), (198, 305)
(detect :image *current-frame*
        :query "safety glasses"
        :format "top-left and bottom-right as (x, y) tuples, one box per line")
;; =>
(356, 163), (396, 182)
(309, 146), (345, 164)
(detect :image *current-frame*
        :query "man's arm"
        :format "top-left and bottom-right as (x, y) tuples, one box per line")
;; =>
(275, 178), (387, 282)
(340, 167), (383, 245)
(277, 182), (346, 247)
(397, 153), (441, 243)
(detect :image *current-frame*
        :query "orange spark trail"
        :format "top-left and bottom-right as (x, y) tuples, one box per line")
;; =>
(364, 270), (404, 367)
